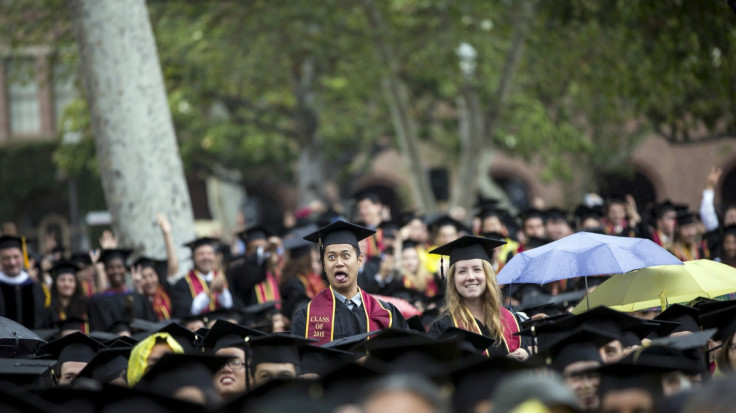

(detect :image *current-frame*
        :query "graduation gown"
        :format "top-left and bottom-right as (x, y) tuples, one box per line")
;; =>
(290, 291), (408, 341)
(88, 290), (156, 333)
(0, 276), (48, 329)
(428, 311), (531, 357)
(226, 254), (270, 308)
(280, 273), (326, 321)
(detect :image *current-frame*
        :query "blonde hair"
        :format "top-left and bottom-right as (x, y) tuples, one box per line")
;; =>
(440, 260), (504, 345)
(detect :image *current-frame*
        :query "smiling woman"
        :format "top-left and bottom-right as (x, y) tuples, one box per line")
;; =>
(428, 235), (530, 360)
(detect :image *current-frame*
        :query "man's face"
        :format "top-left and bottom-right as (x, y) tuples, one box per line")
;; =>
(481, 216), (504, 234)
(59, 361), (87, 385)
(105, 258), (127, 288)
(323, 244), (363, 296)
(435, 225), (459, 246)
(608, 204), (627, 225)
(599, 340), (624, 364)
(0, 247), (23, 277)
(600, 388), (655, 413)
(358, 199), (383, 227)
(193, 245), (216, 274)
(656, 211), (677, 236)
(545, 219), (572, 241)
(563, 360), (601, 411)
(214, 347), (247, 398)
(406, 218), (428, 243)
(523, 218), (545, 239)
(252, 362), (296, 388)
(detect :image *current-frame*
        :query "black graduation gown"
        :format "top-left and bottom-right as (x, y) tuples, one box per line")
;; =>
(0, 280), (48, 329)
(290, 294), (409, 340)
(226, 254), (270, 308)
(429, 313), (531, 357)
(87, 290), (156, 333)
(280, 277), (310, 321)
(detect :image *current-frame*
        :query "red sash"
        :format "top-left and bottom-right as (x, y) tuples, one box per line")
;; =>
(452, 306), (521, 356)
(152, 286), (172, 321)
(362, 229), (384, 259)
(184, 270), (224, 314)
(298, 273), (326, 298)
(57, 309), (89, 334)
(304, 286), (392, 345)
(255, 271), (282, 308)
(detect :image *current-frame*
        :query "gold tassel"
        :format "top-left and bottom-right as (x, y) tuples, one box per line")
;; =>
(21, 236), (30, 270)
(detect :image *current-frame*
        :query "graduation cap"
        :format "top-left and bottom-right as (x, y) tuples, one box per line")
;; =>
(103, 335), (139, 349)
(37, 332), (104, 366)
(428, 235), (506, 267)
(378, 220), (400, 239)
(557, 306), (648, 342)
(201, 319), (265, 353)
(132, 256), (166, 270)
(74, 347), (130, 384)
(518, 208), (546, 223)
(319, 362), (383, 406)
(99, 249), (132, 265)
(0, 358), (56, 387)
(239, 224), (275, 246)
(676, 210), (698, 226)
(135, 353), (228, 400)
(218, 377), (325, 413)
(93, 382), (209, 413)
(597, 361), (665, 401)
(352, 188), (383, 204)
(353, 328), (480, 362)
(201, 308), (245, 327)
(303, 219), (375, 251)
(653, 304), (701, 334)
(249, 334), (316, 368)
(69, 252), (92, 267)
(537, 326), (618, 372)
(282, 232), (316, 260)
(0, 235), (23, 251)
(397, 210), (425, 228)
(299, 344), (356, 376)
(653, 200), (678, 219)
(131, 322), (200, 354)
(320, 330), (382, 351)
(436, 326), (498, 354)
(574, 205), (603, 221)
(544, 207), (568, 222)
(446, 356), (526, 413)
(426, 214), (469, 234)
(183, 237), (219, 252)
(628, 329), (715, 375)
(699, 302), (736, 341)
(490, 370), (581, 413)
(50, 259), (80, 278)
(524, 236), (549, 250)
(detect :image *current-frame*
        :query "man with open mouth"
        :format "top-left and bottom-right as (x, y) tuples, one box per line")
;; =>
(290, 220), (408, 344)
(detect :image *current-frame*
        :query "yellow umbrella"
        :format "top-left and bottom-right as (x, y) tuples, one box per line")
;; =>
(572, 260), (736, 314)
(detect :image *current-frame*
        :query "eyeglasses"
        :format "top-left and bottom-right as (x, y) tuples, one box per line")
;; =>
(225, 359), (246, 370)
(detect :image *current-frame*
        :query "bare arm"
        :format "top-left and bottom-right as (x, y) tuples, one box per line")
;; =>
(157, 213), (179, 279)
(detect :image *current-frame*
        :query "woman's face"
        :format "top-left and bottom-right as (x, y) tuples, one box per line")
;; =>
(723, 234), (736, 258)
(141, 266), (160, 296)
(105, 258), (127, 288)
(401, 247), (420, 274)
(310, 249), (322, 275)
(453, 259), (487, 301)
(56, 273), (76, 298)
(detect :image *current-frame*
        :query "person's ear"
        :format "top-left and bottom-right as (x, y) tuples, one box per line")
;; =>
(357, 253), (364, 268)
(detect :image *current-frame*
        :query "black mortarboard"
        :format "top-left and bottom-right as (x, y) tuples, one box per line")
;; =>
(540, 326), (616, 371)
(676, 210), (698, 226)
(94, 383), (208, 413)
(654, 304), (701, 334)
(620, 320), (664, 347)
(319, 363), (383, 406)
(219, 378), (324, 413)
(645, 319), (682, 340)
(282, 233), (315, 260)
(99, 249), (132, 265)
(0, 235), (23, 251)
(70, 252), (93, 267)
(653, 200), (677, 218)
(519, 208), (546, 223)
(299, 345), (356, 376)
(201, 308), (245, 327)
(239, 224), (275, 245)
(303, 219), (375, 250)
(401, 239), (421, 251)
(545, 207), (568, 222)
(249, 334), (315, 367)
(38, 332), (103, 365)
(447, 356), (526, 413)
(135, 353), (228, 398)
(477, 205), (506, 221)
(131, 322), (199, 354)
(353, 328), (482, 362)
(426, 214), (468, 234)
(397, 210), (424, 228)
(0, 358), (55, 387)
(241, 301), (280, 331)
(598, 362), (664, 401)
(74, 347), (130, 384)
(132, 256), (166, 270)
(629, 329), (715, 375)
(51, 259), (80, 278)
(524, 236), (549, 249)
(428, 235), (506, 267)
(557, 306), (647, 341)
(437, 326), (498, 354)
(699, 302), (736, 341)
(183, 237), (219, 252)
(352, 188), (382, 204)
(574, 205), (603, 221)
(103, 336), (139, 349)
(320, 330), (382, 352)
(201, 319), (265, 353)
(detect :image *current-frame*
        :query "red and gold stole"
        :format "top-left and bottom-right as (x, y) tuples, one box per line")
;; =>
(362, 229), (384, 259)
(451, 306), (521, 356)
(255, 270), (282, 307)
(58, 309), (90, 334)
(81, 280), (95, 297)
(402, 275), (439, 298)
(152, 286), (172, 321)
(304, 286), (392, 345)
(184, 270), (224, 314)
(298, 273), (326, 298)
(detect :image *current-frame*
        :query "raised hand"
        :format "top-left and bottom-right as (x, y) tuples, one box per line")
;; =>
(99, 230), (118, 249)
(157, 213), (171, 234)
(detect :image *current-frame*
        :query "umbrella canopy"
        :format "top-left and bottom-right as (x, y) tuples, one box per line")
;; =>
(496, 232), (683, 285)
(0, 317), (46, 357)
(572, 260), (736, 314)
(372, 295), (421, 319)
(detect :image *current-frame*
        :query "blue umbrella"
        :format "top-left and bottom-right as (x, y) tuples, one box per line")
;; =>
(496, 232), (683, 285)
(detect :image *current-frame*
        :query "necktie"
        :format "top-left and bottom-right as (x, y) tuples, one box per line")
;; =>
(345, 299), (354, 310)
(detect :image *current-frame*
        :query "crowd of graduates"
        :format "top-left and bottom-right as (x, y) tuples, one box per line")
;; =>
(1, 168), (736, 412)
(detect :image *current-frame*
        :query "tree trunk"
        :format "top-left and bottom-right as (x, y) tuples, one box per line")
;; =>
(452, 2), (536, 215)
(362, 0), (437, 214)
(68, 0), (195, 266)
(293, 56), (326, 205)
